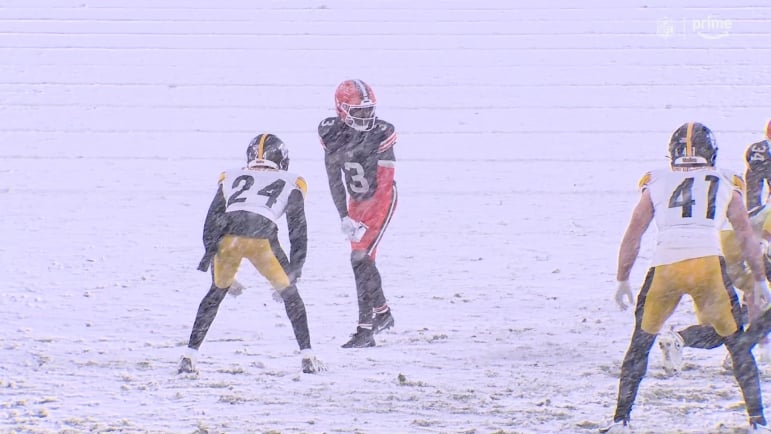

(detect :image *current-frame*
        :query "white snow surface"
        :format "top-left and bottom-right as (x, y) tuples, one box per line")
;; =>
(2, 1), (771, 433)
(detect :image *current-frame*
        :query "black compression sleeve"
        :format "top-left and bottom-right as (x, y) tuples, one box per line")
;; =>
(286, 189), (307, 272)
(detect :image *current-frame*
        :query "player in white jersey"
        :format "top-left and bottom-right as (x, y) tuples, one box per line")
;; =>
(600, 122), (771, 433)
(179, 133), (325, 375)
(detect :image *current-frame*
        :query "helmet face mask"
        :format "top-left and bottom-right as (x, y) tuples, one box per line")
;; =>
(335, 79), (377, 131)
(246, 134), (290, 171)
(339, 101), (376, 131)
(668, 122), (718, 169)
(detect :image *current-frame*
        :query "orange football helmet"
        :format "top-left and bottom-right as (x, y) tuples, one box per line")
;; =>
(334, 79), (377, 131)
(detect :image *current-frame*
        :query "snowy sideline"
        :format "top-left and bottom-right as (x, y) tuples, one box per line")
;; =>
(2, 1), (771, 433)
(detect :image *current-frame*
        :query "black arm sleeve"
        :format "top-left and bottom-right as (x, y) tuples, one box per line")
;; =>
(324, 152), (349, 219)
(746, 163), (770, 210)
(197, 185), (227, 271)
(286, 189), (308, 273)
(746, 166), (765, 210)
(744, 142), (771, 210)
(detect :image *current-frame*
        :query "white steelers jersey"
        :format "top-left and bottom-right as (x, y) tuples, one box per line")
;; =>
(218, 167), (307, 225)
(639, 167), (744, 267)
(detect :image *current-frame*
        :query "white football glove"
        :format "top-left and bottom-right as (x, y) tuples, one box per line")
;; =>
(341, 216), (367, 242)
(615, 280), (635, 311)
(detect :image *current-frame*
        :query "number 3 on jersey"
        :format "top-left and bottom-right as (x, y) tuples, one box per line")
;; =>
(344, 162), (370, 194)
(668, 175), (719, 219)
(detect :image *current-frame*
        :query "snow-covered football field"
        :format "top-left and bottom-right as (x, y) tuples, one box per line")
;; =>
(2, 1), (771, 433)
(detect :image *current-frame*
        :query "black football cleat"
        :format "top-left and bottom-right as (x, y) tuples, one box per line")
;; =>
(373, 309), (395, 334)
(341, 327), (376, 348)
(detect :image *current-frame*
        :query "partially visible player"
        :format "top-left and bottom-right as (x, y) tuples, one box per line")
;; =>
(179, 133), (325, 374)
(736, 120), (771, 351)
(600, 122), (770, 433)
(744, 119), (771, 210)
(318, 79), (398, 349)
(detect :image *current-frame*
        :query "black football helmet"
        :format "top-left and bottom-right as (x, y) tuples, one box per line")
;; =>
(246, 133), (289, 170)
(668, 122), (717, 168)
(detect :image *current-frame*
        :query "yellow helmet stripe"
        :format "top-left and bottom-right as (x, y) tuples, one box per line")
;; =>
(685, 122), (694, 157)
(257, 134), (267, 159)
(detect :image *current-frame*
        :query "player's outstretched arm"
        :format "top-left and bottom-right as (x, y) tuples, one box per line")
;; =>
(729, 191), (765, 282)
(617, 190), (654, 282)
(324, 152), (349, 219)
(727, 191), (771, 317)
(614, 191), (653, 311)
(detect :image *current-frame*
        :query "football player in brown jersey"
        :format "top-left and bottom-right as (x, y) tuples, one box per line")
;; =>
(318, 79), (398, 348)
(179, 134), (325, 374)
(744, 119), (771, 210)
